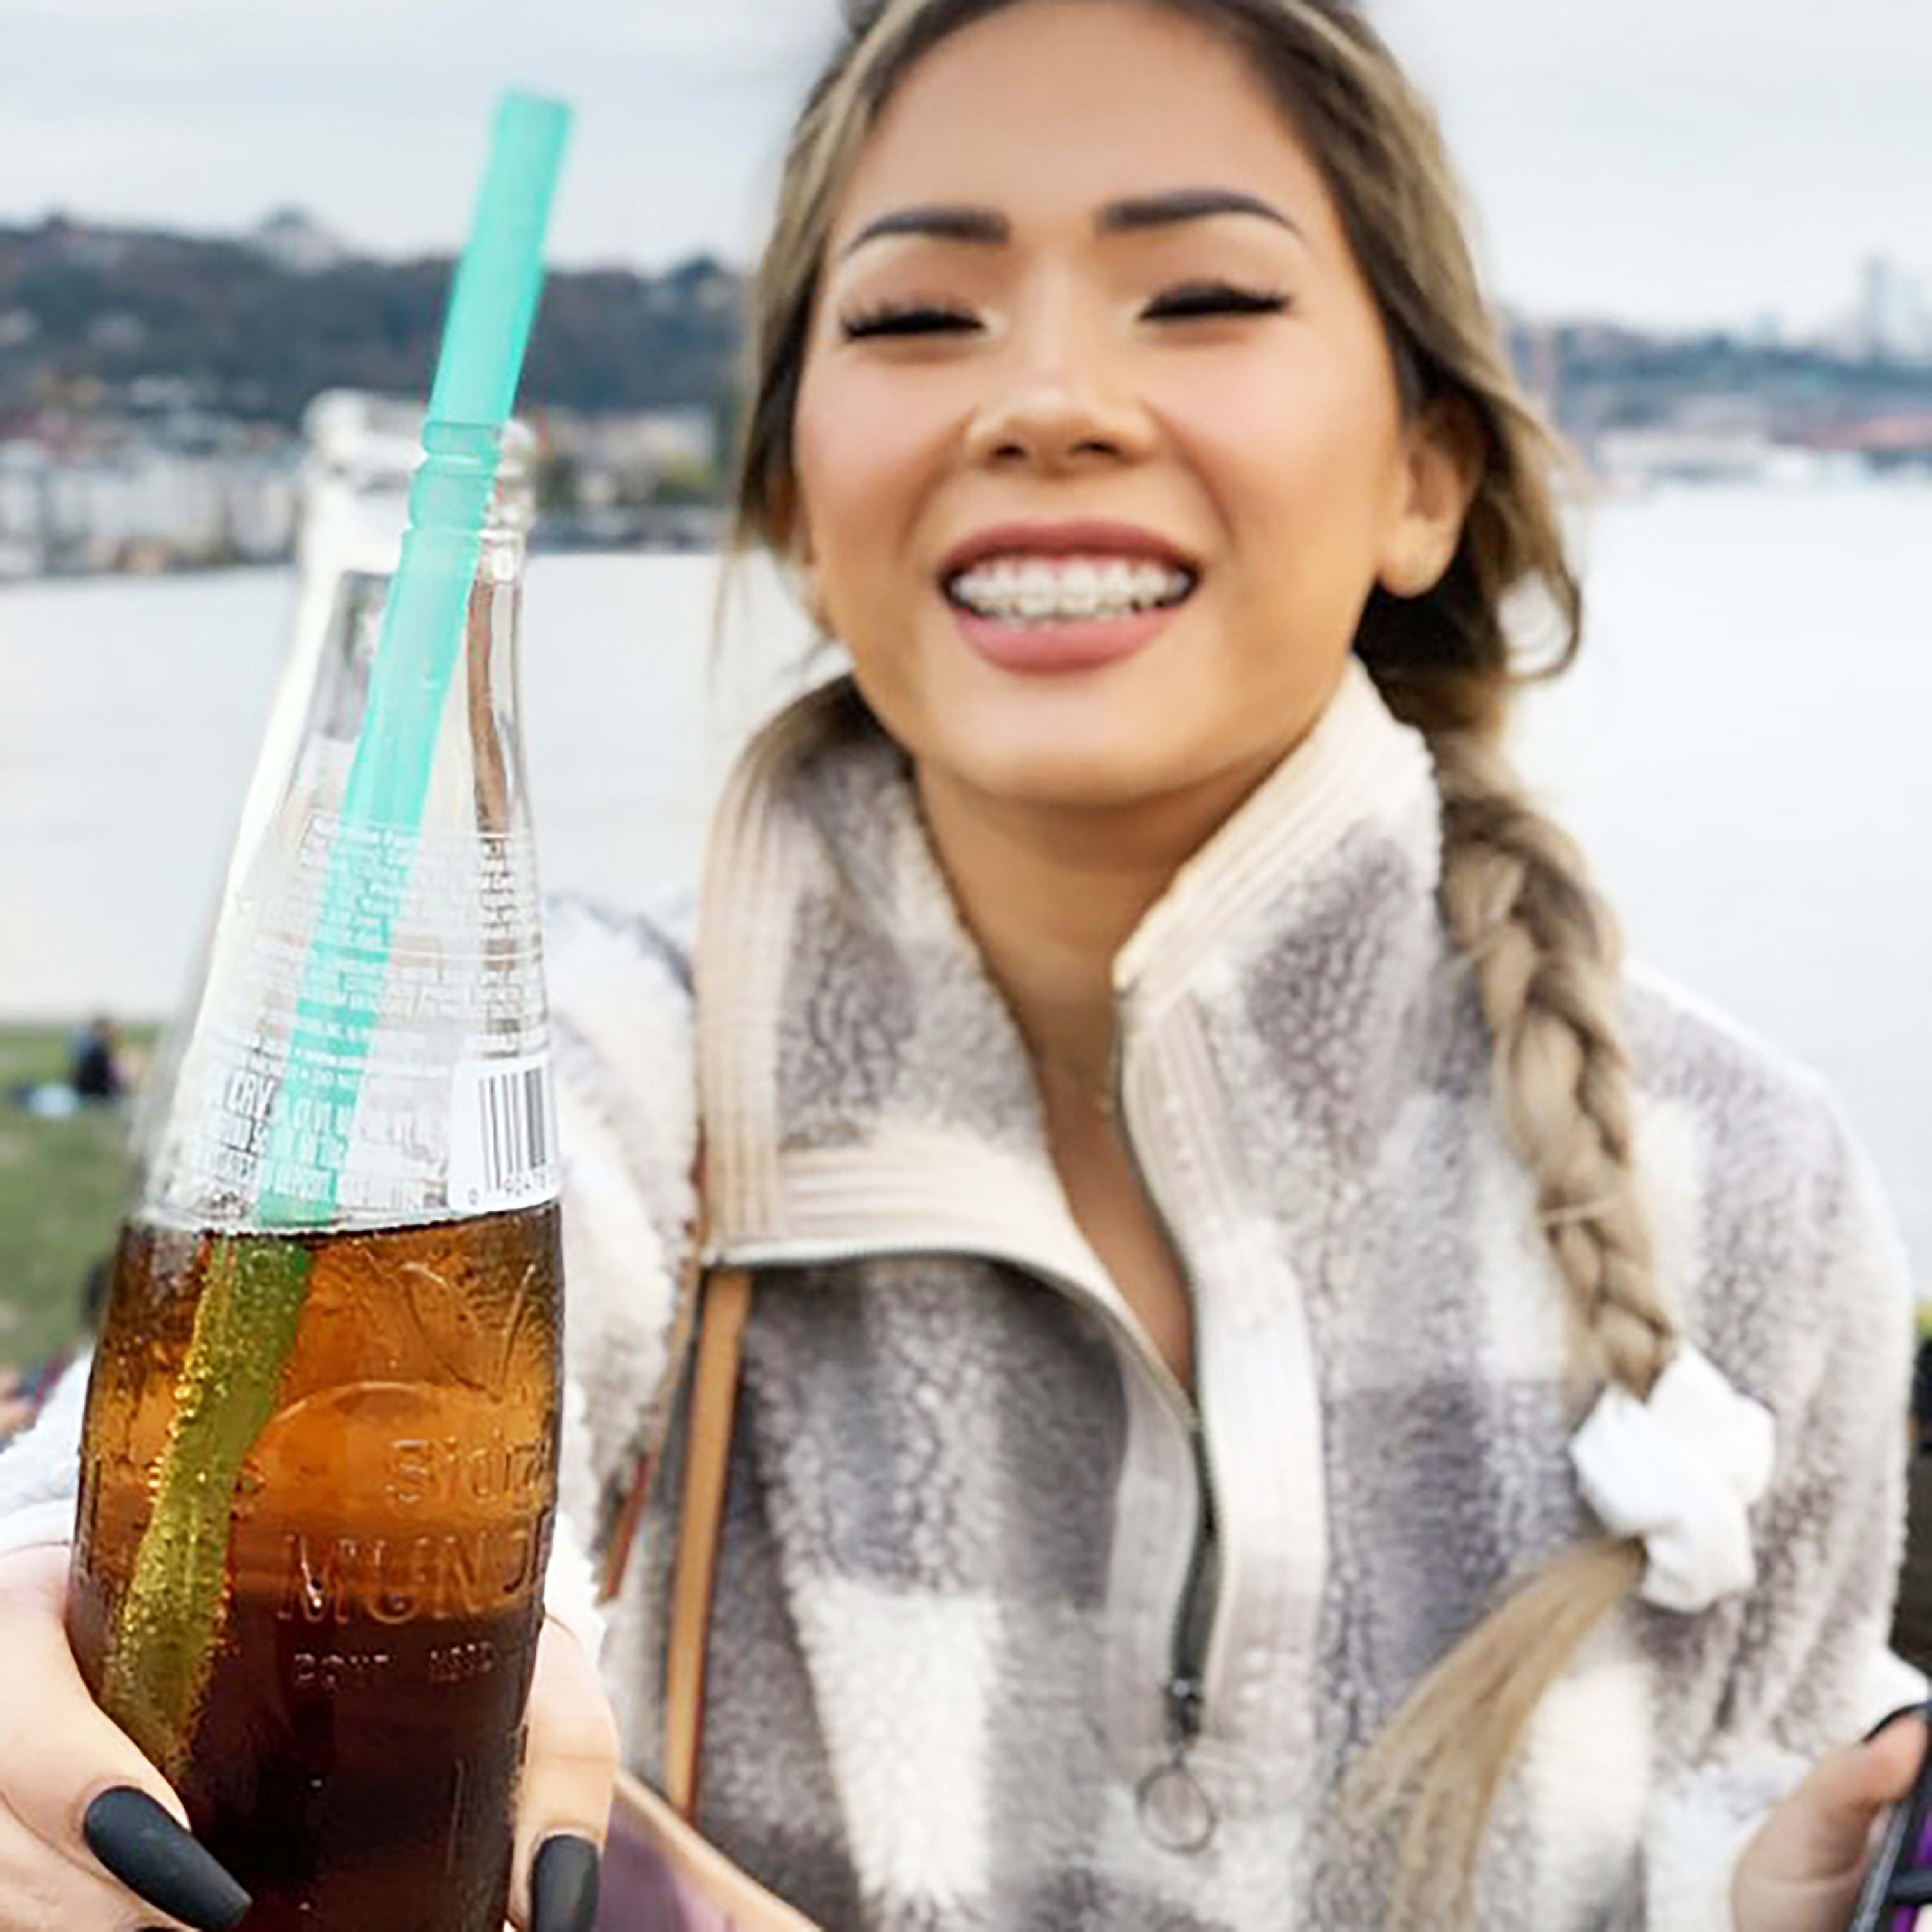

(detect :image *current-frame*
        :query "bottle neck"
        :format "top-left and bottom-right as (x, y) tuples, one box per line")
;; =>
(298, 465), (533, 583)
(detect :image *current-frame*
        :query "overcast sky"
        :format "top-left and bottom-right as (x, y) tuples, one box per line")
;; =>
(2, 0), (1927, 334)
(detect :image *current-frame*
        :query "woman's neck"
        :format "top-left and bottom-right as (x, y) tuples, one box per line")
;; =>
(913, 757), (1286, 1394)
(913, 761), (1266, 1110)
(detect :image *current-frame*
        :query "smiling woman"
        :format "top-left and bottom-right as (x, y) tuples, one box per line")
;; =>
(697, 5), (1918, 1927)
(0, 4), (1923, 1932)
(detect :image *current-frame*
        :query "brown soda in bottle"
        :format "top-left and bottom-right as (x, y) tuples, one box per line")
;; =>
(69, 1206), (560, 1931)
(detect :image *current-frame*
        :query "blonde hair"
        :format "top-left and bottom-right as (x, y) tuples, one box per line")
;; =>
(728, 0), (1677, 1917)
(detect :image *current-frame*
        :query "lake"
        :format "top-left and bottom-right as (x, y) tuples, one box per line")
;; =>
(2, 478), (1928, 1276)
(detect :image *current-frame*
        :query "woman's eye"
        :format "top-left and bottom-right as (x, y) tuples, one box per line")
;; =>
(839, 303), (981, 341)
(1142, 283), (1291, 322)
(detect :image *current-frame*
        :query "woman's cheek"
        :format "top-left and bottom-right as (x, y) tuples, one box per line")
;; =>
(799, 374), (945, 562)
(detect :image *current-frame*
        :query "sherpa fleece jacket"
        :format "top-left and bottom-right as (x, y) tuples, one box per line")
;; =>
(0, 659), (1918, 1931)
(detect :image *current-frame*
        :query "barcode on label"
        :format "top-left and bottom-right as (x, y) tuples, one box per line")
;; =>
(448, 1054), (560, 1213)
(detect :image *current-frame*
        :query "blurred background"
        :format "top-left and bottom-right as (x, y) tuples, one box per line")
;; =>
(1, 0), (1928, 1411)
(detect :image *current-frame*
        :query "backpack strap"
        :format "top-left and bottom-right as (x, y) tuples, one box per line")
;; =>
(589, 1127), (753, 1823)
(661, 1264), (752, 1821)
(596, 1139), (712, 1611)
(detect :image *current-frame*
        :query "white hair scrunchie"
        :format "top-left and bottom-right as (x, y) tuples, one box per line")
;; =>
(1569, 1344), (1777, 1615)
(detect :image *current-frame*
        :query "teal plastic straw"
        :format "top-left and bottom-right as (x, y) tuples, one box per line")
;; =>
(430, 93), (571, 426)
(106, 93), (573, 1771)
(257, 90), (571, 1226)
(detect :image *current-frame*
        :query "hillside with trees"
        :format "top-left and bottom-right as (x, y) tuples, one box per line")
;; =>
(0, 216), (744, 427)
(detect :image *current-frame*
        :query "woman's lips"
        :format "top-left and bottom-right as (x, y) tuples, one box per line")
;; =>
(947, 593), (1189, 674)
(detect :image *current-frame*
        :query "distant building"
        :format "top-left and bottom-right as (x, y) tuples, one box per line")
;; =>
(247, 208), (349, 277)
(1846, 256), (1932, 365)
(0, 443), (48, 576)
(538, 404), (722, 514)
(0, 428), (299, 574)
(560, 406), (717, 475)
(1810, 412), (1932, 471)
(1593, 425), (1782, 489)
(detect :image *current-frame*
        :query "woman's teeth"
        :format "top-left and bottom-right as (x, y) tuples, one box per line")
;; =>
(946, 554), (1195, 623)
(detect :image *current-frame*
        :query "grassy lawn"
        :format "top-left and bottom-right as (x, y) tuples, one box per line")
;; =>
(0, 1027), (149, 1370)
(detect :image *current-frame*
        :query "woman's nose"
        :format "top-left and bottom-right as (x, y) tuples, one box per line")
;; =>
(963, 295), (1153, 471)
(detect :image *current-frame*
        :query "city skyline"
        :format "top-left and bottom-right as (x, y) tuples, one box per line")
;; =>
(3, 0), (1929, 336)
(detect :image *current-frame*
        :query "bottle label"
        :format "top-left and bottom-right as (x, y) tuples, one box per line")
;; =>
(162, 810), (556, 1224)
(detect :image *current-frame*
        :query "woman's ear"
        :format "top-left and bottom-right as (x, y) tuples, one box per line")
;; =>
(1378, 396), (1484, 600)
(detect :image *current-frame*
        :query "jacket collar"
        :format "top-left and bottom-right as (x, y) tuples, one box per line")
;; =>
(695, 658), (1446, 1286)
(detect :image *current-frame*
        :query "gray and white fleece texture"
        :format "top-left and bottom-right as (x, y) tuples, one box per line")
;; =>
(1, 661), (1917, 1931)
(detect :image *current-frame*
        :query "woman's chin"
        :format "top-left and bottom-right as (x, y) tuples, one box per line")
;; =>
(858, 627), (1232, 813)
(925, 707), (1209, 815)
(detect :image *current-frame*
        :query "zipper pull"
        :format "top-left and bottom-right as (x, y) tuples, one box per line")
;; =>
(1135, 1674), (1218, 1853)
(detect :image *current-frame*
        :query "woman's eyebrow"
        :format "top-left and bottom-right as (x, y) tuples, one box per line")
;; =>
(839, 187), (1303, 260)
(840, 205), (1010, 256)
(1099, 186), (1304, 240)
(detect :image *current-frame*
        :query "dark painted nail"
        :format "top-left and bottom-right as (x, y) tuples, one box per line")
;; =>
(1864, 1701), (1932, 1743)
(532, 1832), (601, 1932)
(82, 1788), (251, 1932)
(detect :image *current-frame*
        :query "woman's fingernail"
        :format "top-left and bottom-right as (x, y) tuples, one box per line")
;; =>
(532, 1832), (601, 1932)
(1863, 1701), (1932, 1743)
(82, 1788), (251, 1932)
(1890, 1869), (1932, 1907)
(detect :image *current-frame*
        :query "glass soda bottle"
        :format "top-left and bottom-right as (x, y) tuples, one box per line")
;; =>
(66, 393), (562, 1932)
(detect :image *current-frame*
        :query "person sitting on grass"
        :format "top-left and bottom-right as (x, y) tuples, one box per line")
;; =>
(68, 1019), (126, 1104)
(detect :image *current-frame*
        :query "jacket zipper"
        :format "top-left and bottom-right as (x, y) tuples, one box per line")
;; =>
(1112, 1014), (1224, 1855)
(1133, 1411), (1220, 1852)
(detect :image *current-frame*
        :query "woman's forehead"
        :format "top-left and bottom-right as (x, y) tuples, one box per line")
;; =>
(830, 1), (1336, 252)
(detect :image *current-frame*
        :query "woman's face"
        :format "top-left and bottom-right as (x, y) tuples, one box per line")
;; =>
(793, 0), (1472, 823)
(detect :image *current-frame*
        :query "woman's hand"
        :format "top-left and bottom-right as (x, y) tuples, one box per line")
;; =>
(0, 1542), (249, 1930)
(507, 1618), (621, 1932)
(0, 1544), (619, 1932)
(1732, 1707), (1928, 1932)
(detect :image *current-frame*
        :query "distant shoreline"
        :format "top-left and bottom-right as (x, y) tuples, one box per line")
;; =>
(0, 506), (732, 589)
